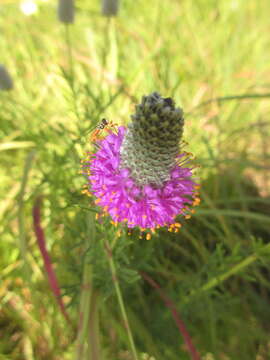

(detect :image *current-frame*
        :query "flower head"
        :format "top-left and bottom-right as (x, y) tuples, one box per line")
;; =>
(58, 0), (74, 24)
(82, 93), (200, 236)
(0, 65), (13, 91)
(101, 0), (119, 17)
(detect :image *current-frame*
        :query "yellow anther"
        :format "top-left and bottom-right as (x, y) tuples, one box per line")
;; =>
(95, 198), (101, 204)
(146, 233), (151, 240)
(185, 214), (191, 219)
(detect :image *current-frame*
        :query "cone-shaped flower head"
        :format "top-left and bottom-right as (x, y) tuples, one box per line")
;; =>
(120, 92), (184, 187)
(0, 65), (13, 91)
(58, 0), (75, 24)
(101, 0), (119, 17)
(82, 93), (200, 235)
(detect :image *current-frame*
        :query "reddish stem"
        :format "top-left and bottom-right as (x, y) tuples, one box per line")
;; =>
(33, 197), (70, 324)
(139, 271), (201, 360)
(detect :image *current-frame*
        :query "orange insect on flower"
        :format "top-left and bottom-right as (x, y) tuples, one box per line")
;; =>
(90, 118), (117, 142)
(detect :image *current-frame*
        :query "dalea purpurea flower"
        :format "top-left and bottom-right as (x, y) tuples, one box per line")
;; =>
(0, 65), (13, 91)
(101, 0), (119, 17)
(82, 92), (200, 239)
(58, 0), (75, 24)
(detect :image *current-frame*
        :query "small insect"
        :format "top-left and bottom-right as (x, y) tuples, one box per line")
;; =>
(90, 118), (116, 142)
(97, 117), (109, 130)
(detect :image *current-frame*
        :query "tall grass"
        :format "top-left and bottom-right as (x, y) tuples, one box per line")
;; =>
(0, 0), (270, 359)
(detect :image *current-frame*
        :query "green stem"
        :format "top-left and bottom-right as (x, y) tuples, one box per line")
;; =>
(75, 213), (97, 360)
(65, 24), (74, 89)
(104, 240), (139, 360)
(87, 291), (101, 360)
(187, 92), (270, 114)
(64, 24), (80, 124)
(74, 260), (92, 360)
(18, 150), (36, 273)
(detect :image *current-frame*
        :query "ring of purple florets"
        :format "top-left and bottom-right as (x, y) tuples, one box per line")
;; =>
(82, 126), (200, 237)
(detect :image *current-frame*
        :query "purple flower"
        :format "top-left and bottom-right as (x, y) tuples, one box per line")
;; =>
(82, 93), (200, 237)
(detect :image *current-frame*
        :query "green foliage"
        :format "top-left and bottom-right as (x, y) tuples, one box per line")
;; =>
(1, 0), (270, 359)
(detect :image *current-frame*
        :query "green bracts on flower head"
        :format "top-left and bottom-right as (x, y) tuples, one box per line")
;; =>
(120, 92), (185, 187)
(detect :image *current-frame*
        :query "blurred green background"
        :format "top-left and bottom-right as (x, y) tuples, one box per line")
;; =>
(1, 0), (270, 359)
